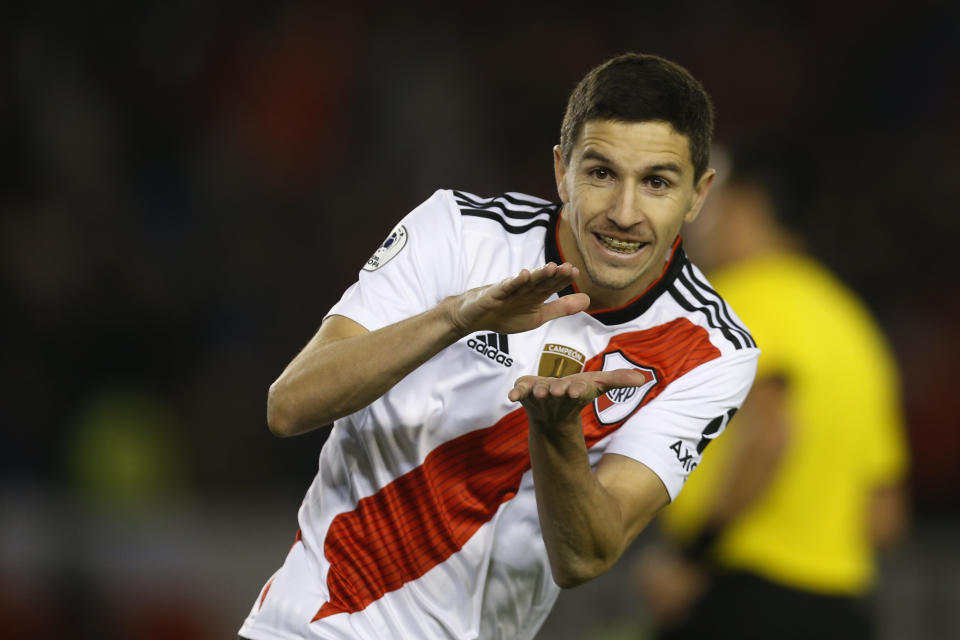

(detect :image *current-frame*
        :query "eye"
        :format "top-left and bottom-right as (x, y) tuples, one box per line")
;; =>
(589, 167), (613, 180)
(645, 175), (671, 190)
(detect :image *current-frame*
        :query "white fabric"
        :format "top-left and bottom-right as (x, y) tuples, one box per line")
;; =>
(240, 189), (759, 640)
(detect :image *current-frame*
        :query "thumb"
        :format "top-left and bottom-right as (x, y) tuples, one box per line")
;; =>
(540, 292), (590, 323)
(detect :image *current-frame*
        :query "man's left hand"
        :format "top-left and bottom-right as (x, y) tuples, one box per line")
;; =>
(509, 369), (651, 429)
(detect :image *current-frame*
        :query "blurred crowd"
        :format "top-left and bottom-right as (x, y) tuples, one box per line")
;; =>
(1, 1), (958, 638)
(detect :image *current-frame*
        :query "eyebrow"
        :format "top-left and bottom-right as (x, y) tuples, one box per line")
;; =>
(580, 149), (685, 176)
(581, 149), (614, 164)
(647, 162), (684, 176)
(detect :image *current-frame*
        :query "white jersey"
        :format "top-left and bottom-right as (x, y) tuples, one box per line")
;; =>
(240, 189), (759, 640)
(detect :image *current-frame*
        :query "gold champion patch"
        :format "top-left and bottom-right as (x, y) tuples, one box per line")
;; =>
(538, 343), (586, 377)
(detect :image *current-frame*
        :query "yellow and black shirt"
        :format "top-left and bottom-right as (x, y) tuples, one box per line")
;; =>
(661, 251), (909, 595)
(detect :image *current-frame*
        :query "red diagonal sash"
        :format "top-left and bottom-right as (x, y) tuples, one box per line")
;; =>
(313, 318), (719, 621)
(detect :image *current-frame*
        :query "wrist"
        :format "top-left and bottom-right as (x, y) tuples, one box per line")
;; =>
(528, 415), (585, 445)
(439, 295), (472, 340)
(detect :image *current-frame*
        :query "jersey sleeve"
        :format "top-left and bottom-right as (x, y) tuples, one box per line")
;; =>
(603, 348), (759, 501)
(325, 190), (465, 331)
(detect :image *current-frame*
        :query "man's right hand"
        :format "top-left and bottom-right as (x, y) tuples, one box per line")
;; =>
(446, 262), (590, 336)
(634, 543), (708, 627)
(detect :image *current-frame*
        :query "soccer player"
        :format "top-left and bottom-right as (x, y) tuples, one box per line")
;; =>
(240, 54), (759, 640)
(636, 146), (910, 639)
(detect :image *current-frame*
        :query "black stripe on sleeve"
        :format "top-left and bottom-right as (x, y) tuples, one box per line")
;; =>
(683, 265), (757, 348)
(497, 192), (553, 207)
(671, 276), (746, 350)
(459, 209), (551, 234)
(453, 191), (554, 220)
(454, 190), (550, 209)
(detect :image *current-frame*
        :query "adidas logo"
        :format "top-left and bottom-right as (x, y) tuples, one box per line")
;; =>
(467, 332), (513, 367)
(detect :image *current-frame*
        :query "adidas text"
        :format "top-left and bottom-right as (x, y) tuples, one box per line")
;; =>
(467, 334), (513, 367)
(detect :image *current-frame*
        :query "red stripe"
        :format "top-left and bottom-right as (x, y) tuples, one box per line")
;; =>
(259, 577), (275, 610)
(313, 317), (718, 621)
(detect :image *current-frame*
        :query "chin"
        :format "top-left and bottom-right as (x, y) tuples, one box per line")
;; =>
(585, 266), (645, 292)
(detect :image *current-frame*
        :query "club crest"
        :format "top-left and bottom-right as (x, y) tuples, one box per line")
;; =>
(593, 351), (658, 425)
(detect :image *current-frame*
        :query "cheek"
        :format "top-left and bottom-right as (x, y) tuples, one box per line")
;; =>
(572, 188), (607, 221)
(568, 209), (588, 239)
(648, 207), (687, 240)
(572, 207), (600, 237)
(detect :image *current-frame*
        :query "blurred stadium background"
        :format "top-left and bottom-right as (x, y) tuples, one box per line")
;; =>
(2, 1), (958, 638)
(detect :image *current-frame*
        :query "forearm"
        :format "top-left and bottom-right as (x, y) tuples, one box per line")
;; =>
(268, 299), (464, 436)
(683, 437), (785, 562)
(528, 419), (625, 587)
(870, 483), (908, 550)
(269, 262), (587, 437)
(707, 431), (786, 526)
(681, 379), (788, 562)
(705, 380), (788, 528)
(513, 368), (666, 587)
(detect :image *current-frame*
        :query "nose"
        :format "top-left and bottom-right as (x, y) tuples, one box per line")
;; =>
(607, 183), (645, 229)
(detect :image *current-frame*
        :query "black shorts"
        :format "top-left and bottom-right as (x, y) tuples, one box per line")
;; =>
(658, 570), (873, 640)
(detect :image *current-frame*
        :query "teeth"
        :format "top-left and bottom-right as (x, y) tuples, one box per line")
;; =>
(598, 234), (644, 253)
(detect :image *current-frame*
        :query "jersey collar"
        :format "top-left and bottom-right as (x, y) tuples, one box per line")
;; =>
(545, 205), (688, 326)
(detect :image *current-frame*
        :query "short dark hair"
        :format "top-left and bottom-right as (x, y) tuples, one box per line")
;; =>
(560, 53), (715, 181)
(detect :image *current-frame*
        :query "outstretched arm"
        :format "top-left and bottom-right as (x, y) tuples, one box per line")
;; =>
(635, 377), (788, 627)
(510, 371), (670, 588)
(698, 377), (789, 532)
(267, 262), (590, 436)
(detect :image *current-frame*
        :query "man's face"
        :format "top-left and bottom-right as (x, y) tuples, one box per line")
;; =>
(554, 120), (714, 307)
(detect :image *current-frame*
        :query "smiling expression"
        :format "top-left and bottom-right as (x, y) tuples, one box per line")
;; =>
(554, 119), (715, 310)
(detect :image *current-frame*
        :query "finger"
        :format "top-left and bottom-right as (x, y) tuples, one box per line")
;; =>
(502, 263), (576, 304)
(497, 265), (562, 301)
(530, 262), (581, 291)
(549, 261), (578, 281)
(493, 262), (579, 300)
(533, 263), (578, 294)
(527, 262), (559, 286)
(532, 379), (552, 399)
(593, 368), (652, 392)
(508, 376), (536, 402)
(567, 379), (589, 399)
(553, 262), (578, 279)
(496, 269), (531, 298)
(549, 378), (571, 397)
(538, 293), (590, 323)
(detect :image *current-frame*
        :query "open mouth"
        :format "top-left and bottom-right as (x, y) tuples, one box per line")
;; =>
(595, 233), (648, 254)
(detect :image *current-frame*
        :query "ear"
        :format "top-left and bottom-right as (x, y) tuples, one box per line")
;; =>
(684, 168), (716, 224)
(553, 145), (570, 204)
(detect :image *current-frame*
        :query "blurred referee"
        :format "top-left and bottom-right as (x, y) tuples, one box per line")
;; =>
(637, 145), (910, 639)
